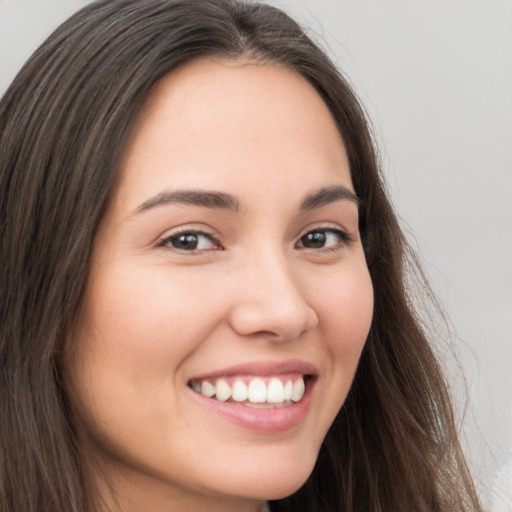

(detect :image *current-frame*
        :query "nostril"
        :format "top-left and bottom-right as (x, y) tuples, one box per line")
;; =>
(226, 258), (318, 340)
(228, 298), (318, 341)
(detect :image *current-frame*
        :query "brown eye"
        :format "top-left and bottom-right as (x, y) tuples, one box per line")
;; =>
(300, 231), (327, 248)
(162, 232), (219, 251)
(297, 229), (350, 250)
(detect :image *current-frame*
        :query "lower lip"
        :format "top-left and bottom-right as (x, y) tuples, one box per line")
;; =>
(188, 380), (314, 433)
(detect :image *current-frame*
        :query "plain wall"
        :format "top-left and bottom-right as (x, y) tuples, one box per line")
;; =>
(1, 0), (511, 508)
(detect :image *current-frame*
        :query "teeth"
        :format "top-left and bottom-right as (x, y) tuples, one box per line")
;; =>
(191, 376), (307, 405)
(267, 378), (284, 403)
(244, 401), (290, 409)
(248, 378), (267, 403)
(201, 380), (215, 398)
(232, 380), (248, 402)
(283, 380), (293, 401)
(215, 378), (231, 402)
(291, 378), (305, 402)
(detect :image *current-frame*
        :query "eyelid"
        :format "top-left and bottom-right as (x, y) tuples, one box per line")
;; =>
(297, 222), (353, 239)
(295, 224), (354, 250)
(157, 226), (223, 252)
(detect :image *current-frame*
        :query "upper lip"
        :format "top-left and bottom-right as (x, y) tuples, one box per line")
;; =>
(189, 359), (318, 381)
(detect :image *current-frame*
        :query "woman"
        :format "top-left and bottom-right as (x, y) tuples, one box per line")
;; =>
(0, 1), (482, 511)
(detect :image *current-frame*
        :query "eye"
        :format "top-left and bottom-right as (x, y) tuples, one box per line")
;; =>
(296, 228), (351, 250)
(160, 231), (221, 252)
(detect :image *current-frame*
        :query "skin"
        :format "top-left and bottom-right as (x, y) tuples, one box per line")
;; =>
(65, 59), (374, 512)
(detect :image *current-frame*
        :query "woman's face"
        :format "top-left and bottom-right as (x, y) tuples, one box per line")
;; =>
(66, 59), (374, 512)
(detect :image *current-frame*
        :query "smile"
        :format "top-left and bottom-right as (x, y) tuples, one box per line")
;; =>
(187, 361), (317, 432)
(188, 375), (306, 407)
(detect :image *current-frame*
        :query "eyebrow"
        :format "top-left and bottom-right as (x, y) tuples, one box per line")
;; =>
(133, 184), (359, 215)
(300, 185), (360, 210)
(134, 190), (240, 214)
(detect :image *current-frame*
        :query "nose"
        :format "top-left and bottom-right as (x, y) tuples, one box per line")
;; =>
(227, 250), (319, 342)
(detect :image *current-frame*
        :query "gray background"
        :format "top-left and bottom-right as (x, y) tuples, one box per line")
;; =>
(1, 0), (510, 509)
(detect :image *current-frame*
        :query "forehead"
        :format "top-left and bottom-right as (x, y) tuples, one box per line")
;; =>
(114, 58), (352, 212)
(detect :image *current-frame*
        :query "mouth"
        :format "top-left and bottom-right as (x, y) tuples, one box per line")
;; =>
(186, 361), (317, 432)
(187, 374), (309, 408)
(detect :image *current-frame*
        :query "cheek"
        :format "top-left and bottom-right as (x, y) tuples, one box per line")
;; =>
(64, 261), (233, 452)
(79, 261), (227, 378)
(64, 262), (230, 461)
(318, 259), (374, 349)
(314, 259), (374, 397)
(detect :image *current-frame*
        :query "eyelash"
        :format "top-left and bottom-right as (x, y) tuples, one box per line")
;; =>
(158, 229), (220, 253)
(158, 227), (353, 254)
(296, 228), (353, 251)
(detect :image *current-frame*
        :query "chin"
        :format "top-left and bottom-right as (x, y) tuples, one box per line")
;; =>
(208, 448), (317, 502)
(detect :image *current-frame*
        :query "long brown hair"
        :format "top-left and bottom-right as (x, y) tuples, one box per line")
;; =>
(0, 1), (481, 511)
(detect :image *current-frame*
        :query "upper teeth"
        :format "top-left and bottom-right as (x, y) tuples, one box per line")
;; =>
(190, 376), (306, 404)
